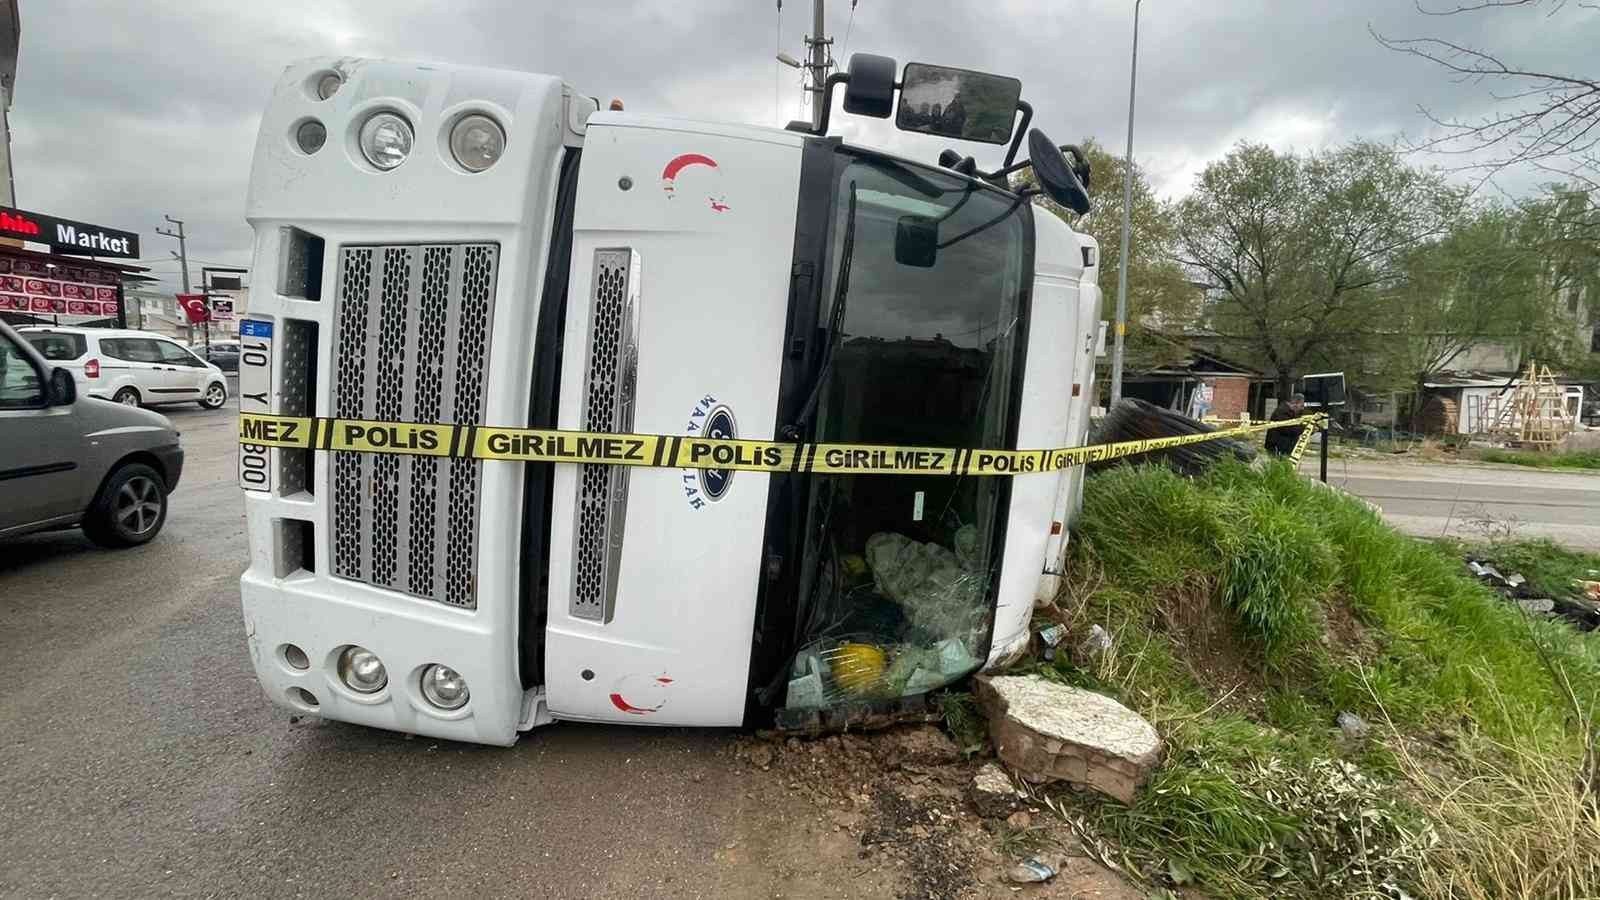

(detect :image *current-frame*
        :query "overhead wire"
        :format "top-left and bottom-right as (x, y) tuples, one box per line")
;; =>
(839, 0), (858, 64)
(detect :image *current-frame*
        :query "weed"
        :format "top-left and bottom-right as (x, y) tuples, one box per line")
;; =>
(933, 690), (987, 757)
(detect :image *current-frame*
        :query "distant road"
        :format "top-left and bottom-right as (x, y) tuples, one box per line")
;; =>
(1303, 457), (1600, 550)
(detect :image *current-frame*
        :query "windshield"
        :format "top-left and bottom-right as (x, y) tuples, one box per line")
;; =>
(782, 151), (1029, 715)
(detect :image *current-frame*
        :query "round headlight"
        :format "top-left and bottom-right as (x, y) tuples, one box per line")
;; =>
(295, 120), (327, 155)
(420, 664), (470, 710)
(315, 72), (343, 101)
(449, 114), (506, 173)
(359, 112), (413, 170)
(338, 645), (388, 694)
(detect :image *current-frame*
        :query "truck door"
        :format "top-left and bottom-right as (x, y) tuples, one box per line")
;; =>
(540, 119), (804, 726)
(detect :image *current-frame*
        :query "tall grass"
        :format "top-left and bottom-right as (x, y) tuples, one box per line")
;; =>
(1045, 459), (1600, 896)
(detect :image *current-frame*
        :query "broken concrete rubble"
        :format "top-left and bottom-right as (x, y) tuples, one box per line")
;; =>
(969, 762), (1024, 818)
(973, 675), (1163, 804)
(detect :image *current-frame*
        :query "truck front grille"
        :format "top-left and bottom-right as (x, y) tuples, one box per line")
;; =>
(571, 248), (640, 623)
(331, 242), (498, 608)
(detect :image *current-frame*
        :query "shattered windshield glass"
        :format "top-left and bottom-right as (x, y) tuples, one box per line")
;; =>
(782, 151), (1028, 714)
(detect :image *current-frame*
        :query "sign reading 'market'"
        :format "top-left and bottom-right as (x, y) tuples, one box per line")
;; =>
(0, 206), (141, 259)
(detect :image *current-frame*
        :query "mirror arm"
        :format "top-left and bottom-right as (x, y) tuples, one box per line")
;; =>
(1000, 100), (1033, 168)
(785, 73), (856, 135)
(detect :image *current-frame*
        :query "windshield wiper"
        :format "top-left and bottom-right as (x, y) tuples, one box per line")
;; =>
(786, 182), (858, 439)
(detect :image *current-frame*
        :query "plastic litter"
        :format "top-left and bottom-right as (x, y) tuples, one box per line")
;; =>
(1006, 857), (1057, 884)
(1337, 711), (1369, 740)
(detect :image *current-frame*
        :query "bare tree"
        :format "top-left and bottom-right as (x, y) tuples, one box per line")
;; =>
(1374, 0), (1600, 190)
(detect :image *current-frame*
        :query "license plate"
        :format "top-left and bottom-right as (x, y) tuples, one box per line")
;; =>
(238, 318), (273, 491)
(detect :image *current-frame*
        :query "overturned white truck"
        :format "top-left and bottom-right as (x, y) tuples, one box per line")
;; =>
(237, 53), (1104, 745)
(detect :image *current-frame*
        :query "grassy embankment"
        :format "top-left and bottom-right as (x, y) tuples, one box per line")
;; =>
(953, 459), (1600, 898)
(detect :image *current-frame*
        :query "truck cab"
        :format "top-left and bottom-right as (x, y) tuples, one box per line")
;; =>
(239, 56), (1102, 745)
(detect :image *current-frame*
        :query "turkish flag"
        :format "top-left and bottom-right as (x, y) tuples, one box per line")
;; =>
(177, 293), (210, 323)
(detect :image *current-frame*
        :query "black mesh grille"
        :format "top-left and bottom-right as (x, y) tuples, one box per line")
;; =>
(330, 243), (497, 608)
(444, 245), (496, 608)
(332, 248), (372, 580)
(572, 249), (635, 622)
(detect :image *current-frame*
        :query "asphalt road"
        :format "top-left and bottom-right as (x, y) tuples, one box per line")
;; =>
(1304, 456), (1600, 549)
(0, 396), (799, 900)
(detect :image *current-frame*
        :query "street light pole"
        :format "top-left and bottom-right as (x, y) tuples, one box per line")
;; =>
(1108, 0), (1142, 407)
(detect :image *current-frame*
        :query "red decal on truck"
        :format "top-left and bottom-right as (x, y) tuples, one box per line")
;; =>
(610, 693), (659, 715)
(661, 153), (730, 212)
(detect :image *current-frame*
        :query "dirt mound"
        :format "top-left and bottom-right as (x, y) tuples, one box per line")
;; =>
(735, 726), (1139, 899)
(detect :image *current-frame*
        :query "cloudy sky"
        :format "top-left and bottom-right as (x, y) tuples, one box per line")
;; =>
(10, 0), (1594, 294)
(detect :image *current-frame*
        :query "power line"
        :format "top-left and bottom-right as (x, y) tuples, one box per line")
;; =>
(839, 0), (858, 64)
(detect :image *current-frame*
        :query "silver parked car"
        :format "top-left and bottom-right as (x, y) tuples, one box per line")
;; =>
(0, 320), (184, 546)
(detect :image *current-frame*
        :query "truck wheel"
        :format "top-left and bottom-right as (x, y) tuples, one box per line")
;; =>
(199, 382), (227, 409)
(113, 387), (141, 407)
(83, 463), (169, 548)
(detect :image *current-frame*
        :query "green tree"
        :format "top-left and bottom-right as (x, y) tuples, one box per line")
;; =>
(1175, 141), (1464, 395)
(1513, 187), (1600, 378)
(1373, 206), (1539, 419)
(1020, 138), (1196, 370)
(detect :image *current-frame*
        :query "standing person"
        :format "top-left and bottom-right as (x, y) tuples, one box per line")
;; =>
(1265, 392), (1307, 456)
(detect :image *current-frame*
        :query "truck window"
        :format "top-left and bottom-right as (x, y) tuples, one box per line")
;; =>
(783, 151), (1028, 714)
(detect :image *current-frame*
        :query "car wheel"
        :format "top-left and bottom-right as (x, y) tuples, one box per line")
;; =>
(199, 382), (227, 409)
(83, 463), (169, 548)
(113, 387), (141, 407)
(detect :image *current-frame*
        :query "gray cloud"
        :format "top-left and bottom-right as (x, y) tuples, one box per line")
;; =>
(10, 0), (1591, 294)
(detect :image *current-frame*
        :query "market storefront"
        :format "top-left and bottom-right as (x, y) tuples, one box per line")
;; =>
(0, 205), (145, 329)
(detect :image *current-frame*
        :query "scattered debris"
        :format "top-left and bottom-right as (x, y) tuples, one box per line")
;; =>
(1081, 624), (1113, 661)
(973, 675), (1163, 803)
(1005, 810), (1033, 830)
(1007, 857), (1058, 884)
(1463, 555), (1600, 631)
(1517, 598), (1556, 616)
(1337, 711), (1368, 740)
(1035, 623), (1067, 662)
(970, 762), (1024, 818)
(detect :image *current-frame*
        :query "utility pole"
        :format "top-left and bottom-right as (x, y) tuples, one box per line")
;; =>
(155, 215), (192, 343)
(1109, 0), (1143, 407)
(807, 0), (829, 130)
(778, 1), (834, 129)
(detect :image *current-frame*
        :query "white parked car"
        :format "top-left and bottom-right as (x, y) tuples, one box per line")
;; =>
(16, 326), (229, 409)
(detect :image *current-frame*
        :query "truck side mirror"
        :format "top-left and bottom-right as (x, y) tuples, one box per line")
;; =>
(49, 367), (77, 406)
(842, 53), (896, 118)
(1028, 128), (1090, 215)
(895, 215), (938, 268)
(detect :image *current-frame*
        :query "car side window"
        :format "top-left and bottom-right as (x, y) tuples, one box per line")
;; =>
(156, 340), (205, 367)
(102, 338), (147, 363)
(23, 333), (87, 360)
(0, 332), (46, 409)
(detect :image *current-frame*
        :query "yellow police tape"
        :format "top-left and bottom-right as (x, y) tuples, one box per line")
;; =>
(238, 411), (1327, 476)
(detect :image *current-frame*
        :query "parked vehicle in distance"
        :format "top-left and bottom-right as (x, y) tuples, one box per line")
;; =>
(198, 339), (241, 372)
(0, 320), (184, 546)
(17, 325), (229, 409)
